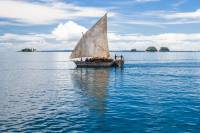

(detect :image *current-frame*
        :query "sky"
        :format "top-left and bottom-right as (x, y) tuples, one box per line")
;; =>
(0, 0), (200, 51)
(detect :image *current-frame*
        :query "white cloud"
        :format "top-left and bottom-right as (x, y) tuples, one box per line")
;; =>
(2, 32), (200, 51)
(135, 0), (160, 3)
(108, 33), (200, 51)
(0, 21), (23, 26)
(0, 33), (51, 50)
(1, 21), (200, 51)
(151, 9), (200, 21)
(126, 19), (200, 27)
(124, 9), (200, 26)
(125, 20), (165, 28)
(172, 0), (187, 9)
(0, 33), (66, 51)
(0, 21), (88, 50)
(52, 21), (87, 41)
(0, 33), (51, 42)
(164, 9), (200, 19)
(0, 0), (113, 25)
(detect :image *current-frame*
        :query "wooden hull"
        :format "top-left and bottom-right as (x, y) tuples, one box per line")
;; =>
(74, 61), (114, 68)
(74, 59), (124, 68)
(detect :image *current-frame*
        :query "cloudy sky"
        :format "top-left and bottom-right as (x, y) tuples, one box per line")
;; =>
(0, 0), (200, 51)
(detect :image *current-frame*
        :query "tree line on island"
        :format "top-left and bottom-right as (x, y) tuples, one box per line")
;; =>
(131, 46), (170, 52)
(19, 48), (36, 52)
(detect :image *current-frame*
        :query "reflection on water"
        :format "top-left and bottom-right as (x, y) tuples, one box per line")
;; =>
(70, 68), (114, 131)
(71, 68), (109, 111)
(1, 52), (200, 132)
(72, 68), (109, 99)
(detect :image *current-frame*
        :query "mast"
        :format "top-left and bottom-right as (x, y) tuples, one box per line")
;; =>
(70, 14), (110, 59)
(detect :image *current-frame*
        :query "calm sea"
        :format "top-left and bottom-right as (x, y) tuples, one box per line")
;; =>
(1, 52), (200, 132)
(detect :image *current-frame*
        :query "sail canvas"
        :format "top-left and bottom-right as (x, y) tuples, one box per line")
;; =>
(70, 14), (110, 59)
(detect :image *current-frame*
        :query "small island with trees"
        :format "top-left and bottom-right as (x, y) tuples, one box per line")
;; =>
(130, 46), (170, 52)
(159, 47), (170, 52)
(20, 48), (36, 52)
(145, 46), (158, 52)
(131, 49), (137, 52)
(143, 46), (170, 52)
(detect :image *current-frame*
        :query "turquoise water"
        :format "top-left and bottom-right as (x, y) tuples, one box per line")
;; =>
(1, 52), (200, 132)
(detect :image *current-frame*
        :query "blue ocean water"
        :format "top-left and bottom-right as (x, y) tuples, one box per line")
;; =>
(1, 52), (200, 132)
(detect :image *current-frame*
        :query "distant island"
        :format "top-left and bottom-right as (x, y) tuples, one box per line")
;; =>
(144, 46), (170, 52)
(20, 48), (36, 52)
(159, 47), (170, 52)
(18, 47), (200, 53)
(131, 49), (137, 52)
(145, 46), (158, 52)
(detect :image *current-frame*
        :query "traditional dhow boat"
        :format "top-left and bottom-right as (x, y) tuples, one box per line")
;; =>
(70, 14), (124, 68)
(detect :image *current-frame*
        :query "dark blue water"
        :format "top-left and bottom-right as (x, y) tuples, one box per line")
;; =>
(1, 52), (200, 132)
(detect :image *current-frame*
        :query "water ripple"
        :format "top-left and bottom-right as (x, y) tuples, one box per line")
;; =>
(1, 52), (200, 132)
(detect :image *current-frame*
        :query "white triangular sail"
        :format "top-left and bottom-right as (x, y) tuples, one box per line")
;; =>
(70, 14), (110, 59)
